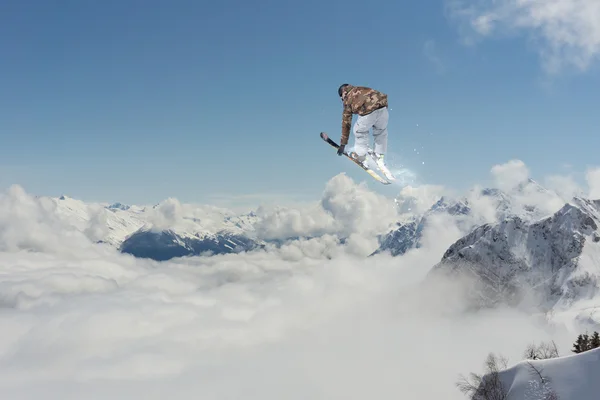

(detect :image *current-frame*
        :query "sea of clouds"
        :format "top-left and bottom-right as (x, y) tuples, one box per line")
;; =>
(1, 159), (599, 399)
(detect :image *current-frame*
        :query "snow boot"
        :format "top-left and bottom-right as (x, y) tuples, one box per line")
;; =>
(372, 152), (396, 181)
(349, 151), (369, 168)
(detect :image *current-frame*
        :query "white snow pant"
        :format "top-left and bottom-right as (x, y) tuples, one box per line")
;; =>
(352, 107), (388, 157)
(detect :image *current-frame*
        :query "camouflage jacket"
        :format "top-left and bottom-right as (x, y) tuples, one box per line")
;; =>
(340, 84), (388, 145)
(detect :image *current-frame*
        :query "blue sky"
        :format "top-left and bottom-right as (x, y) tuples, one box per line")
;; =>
(1, 0), (600, 207)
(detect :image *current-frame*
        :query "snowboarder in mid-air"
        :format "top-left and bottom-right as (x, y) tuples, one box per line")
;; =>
(336, 83), (395, 181)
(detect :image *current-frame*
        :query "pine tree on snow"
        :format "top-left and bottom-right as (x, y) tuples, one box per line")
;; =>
(572, 334), (587, 353)
(591, 331), (600, 349)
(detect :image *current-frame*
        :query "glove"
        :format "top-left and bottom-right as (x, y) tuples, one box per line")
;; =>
(337, 144), (345, 156)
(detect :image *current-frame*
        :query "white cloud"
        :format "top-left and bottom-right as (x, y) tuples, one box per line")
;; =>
(447, 0), (600, 73)
(0, 185), (94, 254)
(586, 167), (600, 199)
(145, 198), (256, 234)
(418, 212), (468, 253)
(464, 184), (503, 223)
(0, 163), (598, 398)
(320, 173), (399, 237)
(490, 159), (530, 192)
(281, 234), (344, 260)
(254, 174), (399, 256)
(254, 204), (336, 241)
(489, 159), (567, 216)
(544, 173), (585, 201)
(395, 184), (447, 215)
(146, 197), (186, 231)
(83, 204), (110, 243)
(0, 240), (576, 399)
(423, 39), (446, 73)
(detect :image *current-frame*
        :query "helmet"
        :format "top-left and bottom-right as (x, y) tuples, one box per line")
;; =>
(338, 83), (349, 97)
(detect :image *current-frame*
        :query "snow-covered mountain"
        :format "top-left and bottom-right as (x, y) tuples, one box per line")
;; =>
(427, 197), (600, 312)
(372, 196), (470, 256)
(47, 194), (263, 260)
(373, 179), (563, 256)
(52, 195), (148, 246)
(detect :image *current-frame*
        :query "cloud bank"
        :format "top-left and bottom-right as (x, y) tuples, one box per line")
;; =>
(0, 243), (573, 400)
(0, 185), (94, 254)
(0, 159), (598, 399)
(255, 174), (399, 256)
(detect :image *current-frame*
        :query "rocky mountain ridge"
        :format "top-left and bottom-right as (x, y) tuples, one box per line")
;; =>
(374, 179), (563, 256)
(427, 196), (600, 312)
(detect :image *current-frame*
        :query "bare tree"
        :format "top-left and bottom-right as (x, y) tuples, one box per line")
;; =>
(523, 341), (560, 360)
(456, 352), (509, 400)
(524, 344), (539, 360)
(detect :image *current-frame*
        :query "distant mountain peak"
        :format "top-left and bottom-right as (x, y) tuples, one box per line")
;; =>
(107, 202), (131, 211)
(119, 227), (263, 261)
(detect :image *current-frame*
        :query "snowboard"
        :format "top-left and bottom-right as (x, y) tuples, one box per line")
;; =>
(320, 132), (391, 185)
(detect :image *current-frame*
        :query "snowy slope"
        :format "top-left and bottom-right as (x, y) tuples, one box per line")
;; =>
(493, 347), (600, 399)
(428, 197), (600, 311)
